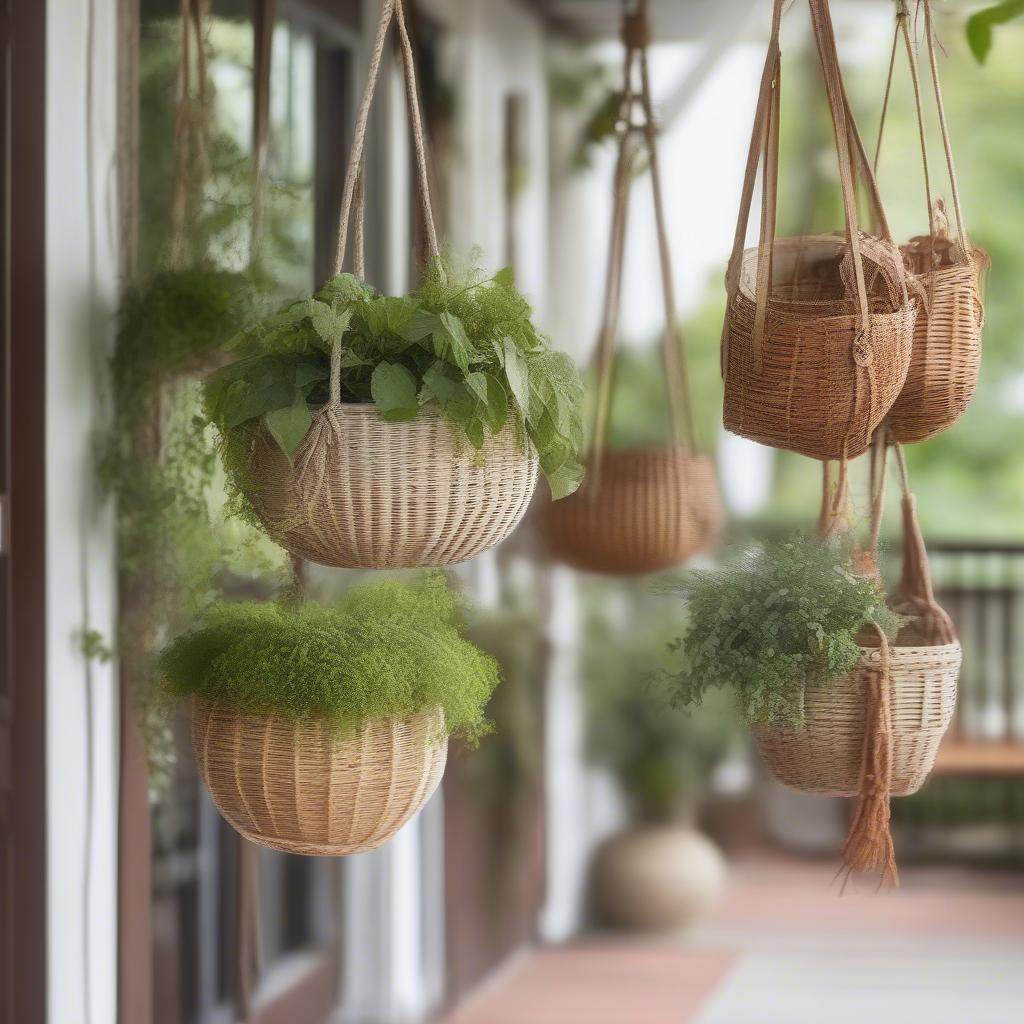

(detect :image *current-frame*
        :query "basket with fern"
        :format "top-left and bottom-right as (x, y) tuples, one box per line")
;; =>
(159, 576), (499, 855)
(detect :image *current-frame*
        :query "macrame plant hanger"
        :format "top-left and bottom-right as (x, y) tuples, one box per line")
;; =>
(587, 0), (698, 492)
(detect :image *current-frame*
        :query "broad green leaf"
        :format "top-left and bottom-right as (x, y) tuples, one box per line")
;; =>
(371, 362), (419, 421)
(545, 462), (585, 500)
(966, 1), (1024, 63)
(502, 338), (530, 416)
(265, 390), (313, 460)
(438, 311), (472, 372)
(294, 360), (329, 388)
(493, 266), (515, 289)
(421, 360), (460, 405)
(482, 375), (509, 434)
(465, 371), (489, 405)
(223, 378), (295, 429)
(402, 308), (440, 343)
(309, 303), (351, 347)
(338, 349), (370, 369)
(464, 416), (485, 451)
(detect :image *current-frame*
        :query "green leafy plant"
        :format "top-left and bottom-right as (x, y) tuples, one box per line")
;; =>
(663, 535), (905, 728)
(583, 588), (738, 822)
(203, 254), (585, 500)
(966, 1), (1024, 63)
(159, 574), (499, 744)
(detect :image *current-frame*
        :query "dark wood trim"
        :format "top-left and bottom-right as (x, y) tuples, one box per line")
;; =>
(254, 943), (342, 1024)
(4, 1), (49, 1022)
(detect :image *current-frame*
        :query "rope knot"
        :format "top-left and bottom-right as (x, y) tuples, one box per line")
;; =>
(851, 333), (874, 367)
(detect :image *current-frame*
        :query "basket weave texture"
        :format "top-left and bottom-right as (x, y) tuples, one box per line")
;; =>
(753, 641), (960, 797)
(539, 449), (722, 574)
(887, 246), (987, 444)
(249, 404), (538, 568)
(193, 701), (447, 856)
(723, 235), (916, 461)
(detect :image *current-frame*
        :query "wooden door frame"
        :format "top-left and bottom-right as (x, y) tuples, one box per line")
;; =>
(2, 1), (49, 1023)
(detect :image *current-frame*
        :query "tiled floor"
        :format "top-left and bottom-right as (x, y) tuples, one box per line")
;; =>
(441, 857), (1024, 1024)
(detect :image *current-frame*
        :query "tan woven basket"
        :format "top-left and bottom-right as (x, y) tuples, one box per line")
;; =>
(753, 641), (960, 797)
(248, 404), (538, 568)
(887, 245), (987, 444)
(723, 234), (916, 461)
(193, 701), (448, 856)
(538, 448), (722, 574)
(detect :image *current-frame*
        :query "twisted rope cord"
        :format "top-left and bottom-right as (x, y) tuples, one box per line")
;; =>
(588, 0), (699, 491)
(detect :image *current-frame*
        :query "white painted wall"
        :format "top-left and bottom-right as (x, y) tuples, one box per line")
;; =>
(45, 1), (121, 1023)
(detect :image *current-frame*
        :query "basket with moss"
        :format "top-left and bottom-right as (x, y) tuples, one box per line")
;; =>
(663, 533), (959, 798)
(203, 254), (584, 568)
(159, 574), (499, 856)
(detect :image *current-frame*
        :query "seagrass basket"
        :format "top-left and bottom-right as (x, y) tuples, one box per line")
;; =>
(193, 701), (448, 856)
(723, 234), (916, 461)
(752, 641), (960, 797)
(248, 403), (538, 568)
(887, 242), (988, 444)
(538, 448), (722, 574)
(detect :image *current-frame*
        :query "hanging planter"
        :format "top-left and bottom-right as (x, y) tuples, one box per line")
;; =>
(539, 4), (722, 574)
(874, 0), (988, 444)
(664, 434), (960, 884)
(721, 0), (915, 462)
(541, 448), (721, 574)
(204, 0), (583, 569)
(159, 575), (499, 855)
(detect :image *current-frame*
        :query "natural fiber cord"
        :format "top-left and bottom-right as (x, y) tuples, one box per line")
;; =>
(193, 701), (447, 856)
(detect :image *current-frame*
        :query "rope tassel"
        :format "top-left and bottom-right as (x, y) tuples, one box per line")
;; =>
(839, 624), (899, 889)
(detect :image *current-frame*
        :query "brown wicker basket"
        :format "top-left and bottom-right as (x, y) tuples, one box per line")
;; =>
(869, 3), (987, 445)
(722, 0), (915, 461)
(538, 448), (722, 574)
(753, 641), (960, 797)
(248, 403), (538, 568)
(193, 701), (447, 856)
(887, 245), (986, 444)
(723, 234), (916, 460)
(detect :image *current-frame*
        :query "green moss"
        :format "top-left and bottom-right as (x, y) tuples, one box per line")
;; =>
(663, 535), (906, 728)
(159, 574), (499, 744)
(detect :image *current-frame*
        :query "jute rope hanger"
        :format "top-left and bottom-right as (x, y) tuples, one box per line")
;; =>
(872, 0), (973, 263)
(332, 0), (440, 283)
(724, 0), (897, 372)
(587, 0), (699, 490)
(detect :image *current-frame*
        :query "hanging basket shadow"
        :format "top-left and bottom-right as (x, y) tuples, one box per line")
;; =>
(886, 243), (988, 444)
(193, 701), (448, 856)
(537, 448), (723, 574)
(723, 235), (916, 461)
(752, 641), (960, 797)
(247, 404), (538, 568)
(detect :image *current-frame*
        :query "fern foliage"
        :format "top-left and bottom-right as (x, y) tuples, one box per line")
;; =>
(159, 574), (499, 744)
(664, 535), (905, 728)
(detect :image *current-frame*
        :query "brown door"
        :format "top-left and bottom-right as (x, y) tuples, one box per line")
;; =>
(1, 3), (48, 1023)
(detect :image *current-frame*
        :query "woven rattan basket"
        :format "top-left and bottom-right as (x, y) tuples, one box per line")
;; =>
(753, 641), (960, 797)
(248, 404), (538, 568)
(722, 0), (915, 461)
(887, 243), (988, 444)
(723, 234), (916, 461)
(193, 701), (447, 856)
(538, 448), (722, 574)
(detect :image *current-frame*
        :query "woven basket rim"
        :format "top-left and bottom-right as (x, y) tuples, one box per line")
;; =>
(306, 400), (443, 421)
(193, 698), (446, 731)
(855, 640), (961, 660)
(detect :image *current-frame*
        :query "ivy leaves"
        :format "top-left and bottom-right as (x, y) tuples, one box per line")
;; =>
(204, 259), (585, 495)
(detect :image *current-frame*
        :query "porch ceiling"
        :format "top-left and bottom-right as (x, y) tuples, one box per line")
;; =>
(531, 0), (760, 41)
